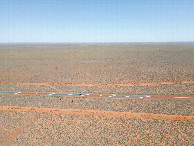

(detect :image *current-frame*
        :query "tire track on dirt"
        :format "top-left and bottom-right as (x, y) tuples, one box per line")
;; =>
(0, 81), (193, 87)
(0, 115), (32, 145)
(0, 126), (23, 145)
(0, 106), (193, 122)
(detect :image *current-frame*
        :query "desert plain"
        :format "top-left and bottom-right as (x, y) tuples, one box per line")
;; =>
(0, 43), (193, 145)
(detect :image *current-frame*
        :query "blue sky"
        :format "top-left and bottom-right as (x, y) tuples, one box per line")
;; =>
(0, 0), (193, 42)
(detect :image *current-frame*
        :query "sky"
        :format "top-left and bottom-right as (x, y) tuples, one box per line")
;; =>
(0, 0), (193, 43)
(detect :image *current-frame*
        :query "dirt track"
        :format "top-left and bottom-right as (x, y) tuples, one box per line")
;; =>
(1, 80), (194, 87)
(0, 106), (193, 121)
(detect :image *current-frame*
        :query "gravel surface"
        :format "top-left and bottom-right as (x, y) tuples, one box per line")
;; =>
(0, 43), (193, 145)
(0, 95), (193, 116)
(0, 43), (193, 85)
(0, 83), (193, 96)
(0, 111), (193, 145)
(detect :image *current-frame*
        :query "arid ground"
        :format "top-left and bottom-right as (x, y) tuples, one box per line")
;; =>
(0, 43), (193, 145)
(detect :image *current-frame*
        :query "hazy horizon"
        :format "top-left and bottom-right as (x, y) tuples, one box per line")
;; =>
(1, 42), (194, 45)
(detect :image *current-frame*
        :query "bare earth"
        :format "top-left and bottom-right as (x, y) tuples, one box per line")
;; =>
(0, 43), (194, 145)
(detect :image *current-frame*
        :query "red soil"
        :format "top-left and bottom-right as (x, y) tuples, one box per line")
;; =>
(0, 106), (193, 122)
(0, 80), (193, 87)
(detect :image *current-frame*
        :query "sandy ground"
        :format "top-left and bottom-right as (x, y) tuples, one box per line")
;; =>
(0, 43), (193, 145)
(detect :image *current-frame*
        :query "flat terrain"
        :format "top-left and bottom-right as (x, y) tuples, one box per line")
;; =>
(0, 43), (193, 145)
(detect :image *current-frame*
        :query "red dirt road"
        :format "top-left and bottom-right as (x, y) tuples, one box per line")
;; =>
(1, 81), (193, 87)
(0, 106), (193, 122)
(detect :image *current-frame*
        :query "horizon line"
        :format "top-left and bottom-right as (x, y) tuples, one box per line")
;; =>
(0, 41), (194, 45)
